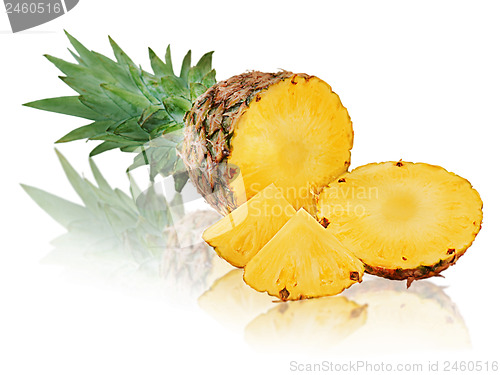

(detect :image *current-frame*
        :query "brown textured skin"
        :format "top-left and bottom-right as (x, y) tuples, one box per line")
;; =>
(181, 71), (311, 215)
(363, 249), (468, 288)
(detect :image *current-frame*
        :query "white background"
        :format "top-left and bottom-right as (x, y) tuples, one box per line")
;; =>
(1, 1), (499, 374)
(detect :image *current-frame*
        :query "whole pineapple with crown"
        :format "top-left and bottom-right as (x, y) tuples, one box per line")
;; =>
(26, 33), (483, 295)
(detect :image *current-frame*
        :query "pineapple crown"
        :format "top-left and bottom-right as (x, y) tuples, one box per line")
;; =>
(24, 31), (217, 187)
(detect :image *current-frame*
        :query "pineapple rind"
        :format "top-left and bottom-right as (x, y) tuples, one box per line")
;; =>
(182, 71), (301, 214)
(317, 161), (483, 283)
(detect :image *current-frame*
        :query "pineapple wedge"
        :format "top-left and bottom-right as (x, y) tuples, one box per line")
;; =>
(203, 184), (295, 267)
(317, 161), (483, 285)
(244, 209), (364, 301)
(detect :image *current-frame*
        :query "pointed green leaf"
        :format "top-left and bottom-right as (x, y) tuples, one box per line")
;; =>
(92, 51), (136, 91)
(120, 145), (142, 153)
(60, 76), (106, 97)
(164, 45), (174, 75)
(68, 48), (83, 64)
(149, 48), (170, 77)
(180, 50), (191, 83)
(55, 149), (100, 211)
(190, 83), (207, 102)
(173, 171), (189, 192)
(128, 64), (159, 103)
(65, 31), (113, 80)
(24, 96), (100, 120)
(160, 75), (189, 97)
(128, 174), (142, 201)
(56, 120), (112, 143)
(100, 202), (138, 236)
(149, 122), (183, 139)
(138, 69), (165, 101)
(90, 132), (144, 144)
(89, 158), (113, 193)
(128, 151), (148, 172)
(108, 36), (136, 68)
(45, 54), (89, 78)
(101, 83), (151, 116)
(202, 69), (217, 88)
(114, 118), (150, 141)
(188, 66), (204, 84)
(136, 186), (172, 228)
(90, 141), (123, 156)
(163, 96), (192, 123)
(21, 184), (90, 228)
(195, 51), (213, 76)
(113, 188), (139, 214)
(79, 94), (129, 120)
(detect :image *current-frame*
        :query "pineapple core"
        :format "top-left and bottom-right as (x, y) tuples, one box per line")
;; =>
(228, 76), (352, 213)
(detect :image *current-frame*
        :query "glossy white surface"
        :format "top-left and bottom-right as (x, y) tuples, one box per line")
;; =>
(1, 1), (499, 374)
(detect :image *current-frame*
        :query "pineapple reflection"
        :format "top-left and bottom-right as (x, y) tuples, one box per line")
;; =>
(22, 150), (221, 298)
(198, 269), (276, 332)
(245, 296), (367, 353)
(198, 269), (368, 351)
(200, 272), (470, 353)
(340, 278), (471, 352)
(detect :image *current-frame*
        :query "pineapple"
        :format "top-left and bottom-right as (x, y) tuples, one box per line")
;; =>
(317, 161), (483, 285)
(244, 209), (364, 301)
(182, 71), (352, 215)
(202, 183), (295, 267)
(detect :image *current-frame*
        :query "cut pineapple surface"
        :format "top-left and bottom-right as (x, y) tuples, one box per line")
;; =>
(228, 75), (352, 213)
(244, 209), (364, 301)
(183, 72), (353, 215)
(317, 161), (483, 282)
(202, 184), (295, 267)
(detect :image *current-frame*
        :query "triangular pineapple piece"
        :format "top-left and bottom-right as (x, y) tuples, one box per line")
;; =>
(317, 161), (483, 284)
(202, 184), (295, 267)
(244, 209), (364, 301)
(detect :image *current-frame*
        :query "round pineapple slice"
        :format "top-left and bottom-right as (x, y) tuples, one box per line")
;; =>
(182, 71), (352, 215)
(244, 209), (364, 301)
(317, 161), (483, 284)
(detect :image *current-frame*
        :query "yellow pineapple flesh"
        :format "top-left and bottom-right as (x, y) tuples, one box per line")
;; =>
(183, 72), (352, 215)
(228, 75), (352, 213)
(317, 161), (483, 283)
(244, 209), (364, 301)
(202, 184), (295, 267)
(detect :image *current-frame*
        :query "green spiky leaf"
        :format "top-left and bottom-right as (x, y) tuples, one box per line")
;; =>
(25, 33), (218, 187)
